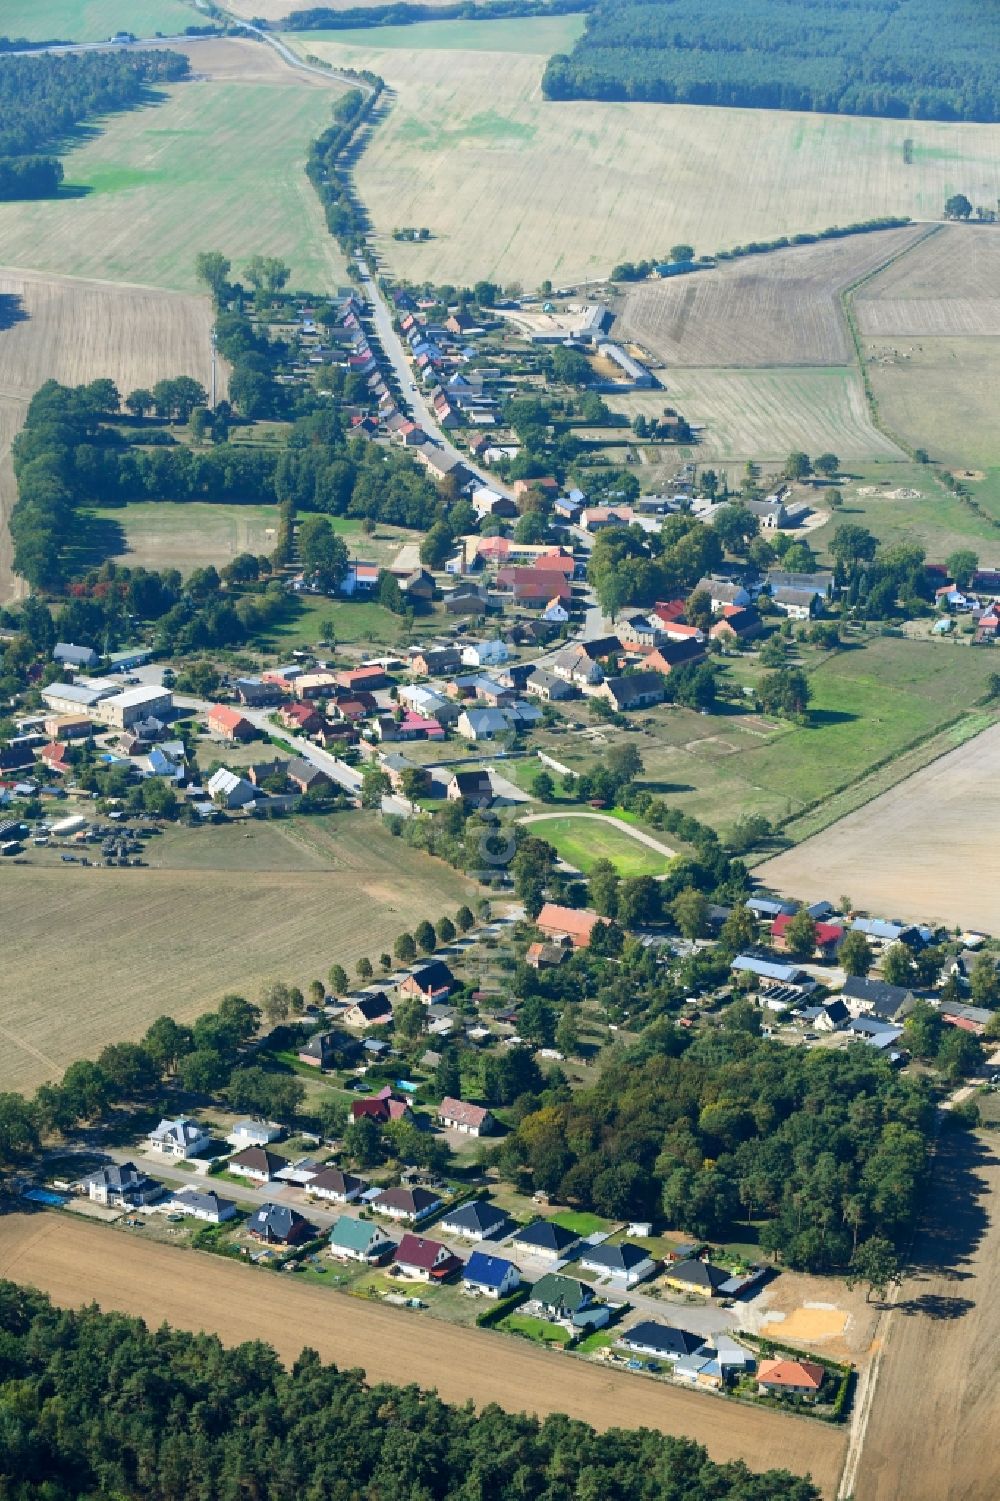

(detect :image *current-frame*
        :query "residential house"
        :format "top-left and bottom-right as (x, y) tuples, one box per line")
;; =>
(461, 638), (509, 668)
(617, 610), (666, 647)
(596, 673), (665, 712)
(399, 960), (456, 1004)
(82, 1162), (162, 1208)
(526, 940), (570, 969)
(510, 1220), (579, 1261)
(578, 1240), (657, 1287)
(342, 992), (394, 1029)
(537, 903), (601, 949)
(771, 914), (845, 957)
(747, 896), (798, 919)
(660, 621), (705, 645)
(580, 505), (634, 531)
(293, 671), (341, 700)
(526, 669), (575, 701)
(550, 643), (604, 688)
(442, 583), (490, 616)
(745, 496), (788, 529)
(710, 605), (764, 643)
(652, 598), (687, 627)
(661, 1257), (731, 1297)
(456, 706), (511, 741)
(40, 742), (71, 774)
(352, 1087), (412, 1124)
(279, 702), (323, 735)
(246, 1204), (313, 1245)
(393, 1232), (461, 1280)
(675, 1337), (756, 1389)
(846, 1016), (904, 1051)
(439, 1199), (508, 1241)
(228, 1147), (287, 1184)
(645, 639), (707, 676)
(696, 576), (751, 611)
(328, 1215), (395, 1262)
(447, 769), (494, 807)
(207, 705), (255, 742)
(147, 1117), (210, 1159)
(795, 999), (850, 1032)
(337, 665), (391, 693)
(262, 665), (302, 691)
(769, 586), (823, 620)
(372, 1185), (442, 1223)
(462, 1250), (521, 1298)
(234, 677), (285, 708)
(43, 714), (93, 741)
(401, 568), (436, 603)
(618, 1321), (704, 1362)
(541, 597), (570, 624)
(411, 647), (462, 677)
(298, 1031), (339, 1069)
(532, 1273), (603, 1328)
(731, 955), (809, 986)
(757, 1358), (826, 1400)
(767, 569), (834, 601)
(840, 976), (915, 1023)
(307, 1167), (365, 1203)
(286, 758), (330, 796)
(227, 1119), (283, 1149)
(206, 768), (257, 809)
(437, 1097), (494, 1136)
(500, 568), (572, 609)
(850, 917), (923, 944)
(168, 1188), (237, 1223)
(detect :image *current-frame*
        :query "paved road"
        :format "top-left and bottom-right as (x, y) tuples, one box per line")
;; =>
(519, 811), (677, 861)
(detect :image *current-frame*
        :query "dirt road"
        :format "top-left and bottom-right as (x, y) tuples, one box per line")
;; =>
(0, 1212), (846, 1496)
(851, 1130), (1000, 1501)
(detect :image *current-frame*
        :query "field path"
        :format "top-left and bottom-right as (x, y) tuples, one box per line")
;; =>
(0, 1211), (847, 1496)
(519, 810), (677, 859)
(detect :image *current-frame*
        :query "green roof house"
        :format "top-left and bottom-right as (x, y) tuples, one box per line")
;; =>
(328, 1215), (395, 1262)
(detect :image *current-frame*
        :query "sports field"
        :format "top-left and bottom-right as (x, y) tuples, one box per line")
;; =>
(289, 22), (1000, 287)
(81, 500), (279, 572)
(518, 812), (675, 876)
(0, 1213), (848, 1496)
(0, 0), (198, 43)
(0, 265), (217, 603)
(0, 814), (476, 1091)
(0, 39), (344, 293)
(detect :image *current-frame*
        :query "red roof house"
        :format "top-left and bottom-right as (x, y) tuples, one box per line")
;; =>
(207, 704), (255, 742)
(771, 915), (845, 955)
(392, 1233), (462, 1280)
(537, 903), (601, 948)
(757, 1359), (826, 1398)
(351, 1087), (412, 1124)
(279, 701), (323, 734)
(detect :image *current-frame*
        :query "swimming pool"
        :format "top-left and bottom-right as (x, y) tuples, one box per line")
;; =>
(22, 1187), (67, 1207)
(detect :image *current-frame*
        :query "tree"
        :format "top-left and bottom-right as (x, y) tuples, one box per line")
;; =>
(588, 857), (620, 918)
(936, 1027), (983, 1082)
(436, 915), (456, 945)
(244, 254), (290, 300)
(261, 981), (302, 1024)
(309, 979), (325, 1007)
(194, 250), (231, 301)
(435, 1049), (463, 1099)
(356, 956), (373, 981)
(847, 1236), (903, 1303)
(420, 521), (454, 569)
(394, 932), (417, 963)
(759, 666), (811, 718)
(361, 766), (390, 809)
(519, 995), (556, 1047)
(455, 905), (474, 934)
(379, 953), (393, 974)
(783, 451), (812, 481)
(944, 193), (973, 220)
(839, 930), (873, 977)
(95, 1043), (157, 1099)
(881, 942), (914, 987)
(298, 515), (349, 591)
(831, 523), (877, 570)
(672, 887), (709, 940)
(178, 1048), (229, 1095)
(720, 904), (757, 953)
(555, 1004), (581, 1059)
(414, 920), (437, 955)
(970, 953), (1000, 1006)
(314, 1095), (349, 1139)
(783, 907), (818, 960)
(712, 502), (758, 554)
(125, 387), (154, 418)
(142, 1015), (193, 1074)
(327, 963), (349, 996)
(946, 549), (978, 589)
(533, 769), (556, 802)
(813, 452), (840, 478)
(902, 1001), (943, 1060)
(343, 1115), (383, 1168)
(395, 994), (425, 1042)
(670, 243), (694, 262)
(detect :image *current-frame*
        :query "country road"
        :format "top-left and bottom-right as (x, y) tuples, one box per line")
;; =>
(519, 810), (677, 860)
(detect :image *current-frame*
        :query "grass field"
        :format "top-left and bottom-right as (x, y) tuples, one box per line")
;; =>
(0, 0), (199, 42)
(0, 813), (475, 1091)
(0, 1213), (848, 1495)
(866, 337), (1000, 471)
(80, 501), (279, 572)
(0, 266), (217, 604)
(289, 23), (1000, 288)
(0, 39), (344, 293)
(519, 813), (674, 876)
(809, 462), (1000, 563)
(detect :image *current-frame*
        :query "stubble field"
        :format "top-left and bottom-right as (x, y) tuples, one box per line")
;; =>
(0, 814), (476, 1091)
(854, 224), (1000, 335)
(865, 336), (1000, 472)
(0, 1213), (848, 1497)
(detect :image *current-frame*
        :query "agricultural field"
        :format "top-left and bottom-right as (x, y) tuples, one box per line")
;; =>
(0, 38), (345, 293)
(0, 813), (476, 1092)
(518, 812), (675, 877)
(0, 266), (217, 604)
(865, 337), (1000, 471)
(756, 717), (1000, 935)
(0, 0), (199, 43)
(288, 22), (1000, 288)
(854, 224), (1000, 335)
(615, 227), (927, 368)
(0, 1213), (849, 1495)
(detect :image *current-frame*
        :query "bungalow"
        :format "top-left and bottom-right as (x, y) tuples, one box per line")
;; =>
(840, 975), (915, 1022)
(447, 769), (494, 807)
(462, 1250), (521, 1298)
(456, 707), (511, 741)
(372, 1185), (443, 1224)
(343, 992), (394, 1029)
(537, 903), (601, 949)
(597, 673), (665, 712)
(352, 1087), (412, 1124)
(328, 1215), (395, 1262)
(532, 1272), (598, 1322)
(279, 702), (323, 735)
(228, 1147), (286, 1184)
(228, 1118), (283, 1149)
(618, 1321), (704, 1362)
(661, 1257), (731, 1297)
(168, 1188), (237, 1224)
(246, 1204), (314, 1246)
(207, 704), (255, 742)
(510, 1219), (579, 1261)
(578, 1240), (657, 1287)
(393, 1232), (461, 1281)
(307, 1167), (365, 1203)
(438, 1097), (494, 1136)
(757, 1358), (826, 1400)
(298, 1031), (339, 1069)
(400, 960), (456, 1004)
(440, 1199), (508, 1241)
(771, 914), (845, 957)
(147, 1116), (210, 1159)
(645, 639), (707, 676)
(83, 1162), (162, 1208)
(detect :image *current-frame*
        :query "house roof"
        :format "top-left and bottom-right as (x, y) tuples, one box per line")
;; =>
(308, 1167), (363, 1196)
(512, 1219), (578, 1253)
(450, 769), (493, 796)
(532, 1272), (591, 1312)
(150, 1117), (204, 1147)
(841, 975), (914, 1016)
(442, 1199), (507, 1236)
(537, 903), (601, 944)
(620, 1320), (703, 1358)
(406, 960), (456, 993)
(464, 1250), (518, 1288)
(374, 1185), (440, 1214)
(229, 1147), (285, 1175)
(346, 992), (393, 1022)
(439, 1097), (492, 1130)
(247, 1203), (310, 1241)
(758, 1358), (825, 1390)
(84, 1162), (151, 1192)
(666, 1257), (730, 1291)
(772, 914), (844, 946)
(208, 704), (250, 732)
(604, 672), (664, 707)
(581, 1240), (653, 1274)
(329, 1215), (388, 1252)
(170, 1188), (234, 1218)
(394, 1232), (449, 1270)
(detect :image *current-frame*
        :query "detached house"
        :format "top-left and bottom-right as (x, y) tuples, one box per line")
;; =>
(537, 903), (601, 949)
(447, 768), (494, 807)
(440, 1199), (508, 1240)
(83, 1162), (162, 1208)
(578, 1240), (657, 1287)
(298, 1031), (339, 1069)
(246, 1204), (314, 1246)
(228, 1147), (286, 1184)
(532, 1273), (608, 1330)
(840, 976), (915, 1022)
(399, 960), (456, 1004)
(328, 1215), (394, 1262)
(462, 1250), (521, 1298)
(307, 1167), (365, 1204)
(147, 1116), (210, 1160)
(757, 1358), (826, 1400)
(661, 1257), (730, 1297)
(207, 705), (255, 743)
(342, 992), (394, 1029)
(597, 672), (664, 712)
(510, 1219), (579, 1261)
(372, 1185), (442, 1224)
(393, 1232), (461, 1281)
(437, 1097), (494, 1136)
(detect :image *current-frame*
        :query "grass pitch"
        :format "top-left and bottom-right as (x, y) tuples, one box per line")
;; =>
(522, 814), (672, 877)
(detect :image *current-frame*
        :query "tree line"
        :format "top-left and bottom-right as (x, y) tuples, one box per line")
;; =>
(543, 0), (1000, 123)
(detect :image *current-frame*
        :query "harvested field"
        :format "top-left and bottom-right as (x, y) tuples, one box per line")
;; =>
(0, 39), (345, 292)
(0, 814), (476, 1091)
(81, 501), (279, 572)
(855, 224), (1000, 335)
(616, 228), (926, 367)
(756, 718), (1000, 934)
(0, 0), (197, 43)
(0, 266), (217, 604)
(292, 25), (1000, 288)
(849, 1129), (1000, 1501)
(865, 336), (1000, 469)
(0, 1212), (848, 1496)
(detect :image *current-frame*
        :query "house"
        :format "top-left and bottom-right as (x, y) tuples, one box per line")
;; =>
(338, 665), (390, 693)
(342, 992), (394, 1029)
(298, 1031), (339, 1069)
(307, 1167), (365, 1203)
(393, 1232), (461, 1280)
(711, 605), (764, 643)
(510, 1219), (579, 1260)
(447, 769), (494, 807)
(207, 704), (255, 742)
(580, 505), (634, 531)
(400, 568), (436, 603)
(850, 917), (922, 945)
(757, 1358), (826, 1400)
(82, 1162), (162, 1208)
(526, 940), (570, 970)
(767, 569), (834, 600)
(440, 1199), (508, 1240)
(541, 597), (570, 624)
(206, 768), (257, 810)
(771, 914), (844, 956)
(597, 673), (665, 712)
(328, 1215), (395, 1262)
(578, 1240), (657, 1287)
(456, 707), (511, 741)
(537, 903), (601, 949)
(796, 998), (850, 1032)
(747, 896), (799, 919)
(840, 976), (915, 1022)
(279, 701), (323, 735)
(652, 598), (687, 627)
(617, 610), (666, 647)
(940, 1000), (992, 1035)
(40, 742), (71, 774)
(372, 1185), (442, 1223)
(234, 677), (285, 708)
(550, 644), (604, 687)
(532, 1272), (597, 1321)
(675, 1337), (756, 1389)
(442, 583), (490, 615)
(526, 669), (575, 701)
(696, 576), (751, 611)
(462, 1250), (521, 1298)
(645, 639), (707, 676)
(769, 586), (824, 620)
(461, 638), (509, 668)
(731, 954), (809, 986)
(661, 1257), (731, 1297)
(44, 714), (93, 741)
(147, 1117), (210, 1159)
(227, 1118), (283, 1149)
(411, 647), (463, 677)
(246, 1204), (313, 1245)
(400, 960), (456, 1004)
(227, 1147), (286, 1183)
(618, 1321), (704, 1362)
(352, 1087), (411, 1124)
(94, 686), (172, 730)
(263, 665), (302, 690)
(438, 1097), (494, 1136)
(54, 642), (99, 668)
(168, 1188), (237, 1224)
(846, 1016), (904, 1050)
(286, 758), (330, 796)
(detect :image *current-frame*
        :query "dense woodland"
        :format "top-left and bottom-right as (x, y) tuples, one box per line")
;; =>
(543, 0), (1000, 122)
(0, 49), (189, 200)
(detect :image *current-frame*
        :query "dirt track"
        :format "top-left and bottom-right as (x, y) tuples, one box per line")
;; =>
(0, 1213), (846, 1497)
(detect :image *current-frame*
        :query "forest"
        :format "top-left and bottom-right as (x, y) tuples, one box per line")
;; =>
(0, 1284), (820, 1501)
(542, 0), (1000, 122)
(0, 49), (189, 199)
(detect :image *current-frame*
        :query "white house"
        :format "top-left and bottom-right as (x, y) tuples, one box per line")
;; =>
(437, 1097), (494, 1136)
(83, 1163), (162, 1208)
(168, 1188), (237, 1224)
(207, 767), (256, 809)
(227, 1118), (283, 1149)
(147, 1117), (210, 1160)
(462, 1250), (521, 1298)
(461, 638), (509, 668)
(577, 1240), (657, 1287)
(541, 598), (569, 624)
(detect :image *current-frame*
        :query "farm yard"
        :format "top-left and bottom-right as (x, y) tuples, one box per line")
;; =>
(0, 814), (476, 1092)
(0, 0), (199, 43)
(0, 1212), (849, 1497)
(756, 717), (1000, 935)
(290, 22), (1000, 288)
(0, 38), (345, 294)
(0, 266), (217, 604)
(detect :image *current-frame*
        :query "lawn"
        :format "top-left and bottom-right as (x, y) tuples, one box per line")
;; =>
(498, 1313), (572, 1346)
(78, 501), (279, 573)
(255, 594), (418, 652)
(0, 0), (199, 42)
(549, 1210), (610, 1236)
(809, 460), (1000, 564)
(524, 814), (673, 877)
